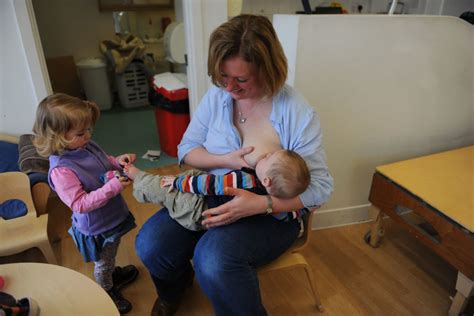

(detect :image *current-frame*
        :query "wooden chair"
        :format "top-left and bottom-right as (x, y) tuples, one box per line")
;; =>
(258, 211), (324, 312)
(0, 171), (57, 264)
(0, 133), (63, 234)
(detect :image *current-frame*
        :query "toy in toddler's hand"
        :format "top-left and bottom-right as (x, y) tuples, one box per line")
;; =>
(100, 170), (128, 184)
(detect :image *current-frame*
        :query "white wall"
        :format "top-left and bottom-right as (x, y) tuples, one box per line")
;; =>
(274, 15), (474, 229)
(0, 0), (49, 136)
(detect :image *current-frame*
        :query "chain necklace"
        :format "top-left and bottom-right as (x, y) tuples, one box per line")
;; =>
(236, 99), (266, 124)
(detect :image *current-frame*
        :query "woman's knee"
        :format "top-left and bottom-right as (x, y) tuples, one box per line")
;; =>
(135, 222), (158, 265)
(135, 209), (167, 264)
(193, 232), (239, 283)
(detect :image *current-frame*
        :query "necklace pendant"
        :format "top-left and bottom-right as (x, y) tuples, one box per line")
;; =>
(238, 111), (247, 124)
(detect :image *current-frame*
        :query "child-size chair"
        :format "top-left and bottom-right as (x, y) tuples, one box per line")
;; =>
(0, 171), (57, 264)
(258, 210), (324, 312)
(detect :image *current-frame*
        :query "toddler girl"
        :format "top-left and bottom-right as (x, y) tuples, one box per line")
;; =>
(33, 93), (138, 314)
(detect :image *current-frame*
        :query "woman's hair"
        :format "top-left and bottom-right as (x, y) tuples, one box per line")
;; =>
(33, 93), (100, 157)
(267, 150), (310, 199)
(208, 14), (288, 97)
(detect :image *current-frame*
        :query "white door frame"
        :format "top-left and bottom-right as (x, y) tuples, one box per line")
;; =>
(183, 0), (227, 115)
(13, 0), (52, 101)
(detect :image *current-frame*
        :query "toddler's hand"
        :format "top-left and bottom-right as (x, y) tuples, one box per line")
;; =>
(160, 176), (176, 192)
(117, 153), (136, 167)
(118, 176), (131, 188)
(123, 164), (140, 180)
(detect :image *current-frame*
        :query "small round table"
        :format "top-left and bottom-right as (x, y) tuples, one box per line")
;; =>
(0, 263), (119, 315)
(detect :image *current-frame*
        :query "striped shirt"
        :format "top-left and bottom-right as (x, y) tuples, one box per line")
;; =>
(173, 168), (308, 221)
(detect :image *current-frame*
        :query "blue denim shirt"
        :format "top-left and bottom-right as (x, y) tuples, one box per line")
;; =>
(178, 84), (333, 208)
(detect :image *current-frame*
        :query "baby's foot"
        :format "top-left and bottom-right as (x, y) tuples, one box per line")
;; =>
(124, 164), (140, 180)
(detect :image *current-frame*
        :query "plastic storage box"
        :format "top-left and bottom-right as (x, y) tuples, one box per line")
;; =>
(76, 58), (113, 110)
(115, 62), (150, 108)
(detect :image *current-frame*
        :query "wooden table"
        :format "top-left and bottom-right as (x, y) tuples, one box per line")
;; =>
(0, 263), (119, 316)
(367, 146), (473, 315)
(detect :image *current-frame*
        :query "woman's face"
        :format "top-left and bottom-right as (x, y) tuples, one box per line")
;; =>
(220, 56), (263, 100)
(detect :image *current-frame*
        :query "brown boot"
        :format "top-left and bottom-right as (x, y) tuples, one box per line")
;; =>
(150, 269), (194, 316)
(107, 287), (132, 314)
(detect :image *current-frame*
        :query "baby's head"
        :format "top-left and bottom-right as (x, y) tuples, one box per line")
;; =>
(33, 93), (99, 157)
(255, 150), (310, 198)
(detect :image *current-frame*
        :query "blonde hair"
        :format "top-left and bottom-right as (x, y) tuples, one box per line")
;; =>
(267, 150), (310, 199)
(33, 93), (100, 157)
(208, 14), (288, 97)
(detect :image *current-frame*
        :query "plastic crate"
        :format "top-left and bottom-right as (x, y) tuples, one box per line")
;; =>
(115, 62), (150, 108)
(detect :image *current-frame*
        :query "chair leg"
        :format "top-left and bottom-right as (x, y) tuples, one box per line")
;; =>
(37, 239), (57, 265)
(302, 263), (324, 312)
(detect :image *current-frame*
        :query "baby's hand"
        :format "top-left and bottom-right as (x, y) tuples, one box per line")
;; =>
(160, 176), (176, 192)
(123, 164), (140, 180)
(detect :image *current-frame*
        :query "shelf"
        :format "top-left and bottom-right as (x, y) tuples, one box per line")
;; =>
(98, 0), (173, 12)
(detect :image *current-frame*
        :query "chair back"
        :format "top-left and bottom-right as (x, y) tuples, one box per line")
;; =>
(0, 133), (19, 144)
(0, 172), (36, 219)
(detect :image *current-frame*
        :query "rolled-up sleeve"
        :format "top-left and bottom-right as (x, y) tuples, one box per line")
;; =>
(277, 87), (333, 208)
(293, 110), (333, 207)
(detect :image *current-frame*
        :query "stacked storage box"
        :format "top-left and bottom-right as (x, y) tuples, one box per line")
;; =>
(116, 62), (150, 108)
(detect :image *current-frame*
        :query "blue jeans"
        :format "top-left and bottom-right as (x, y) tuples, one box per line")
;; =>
(135, 208), (300, 316)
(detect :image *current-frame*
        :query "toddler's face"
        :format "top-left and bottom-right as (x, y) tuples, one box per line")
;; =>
(66, 126), (92, 150)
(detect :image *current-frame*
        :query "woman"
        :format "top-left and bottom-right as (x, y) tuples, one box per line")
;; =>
(136, 14), (333, 316)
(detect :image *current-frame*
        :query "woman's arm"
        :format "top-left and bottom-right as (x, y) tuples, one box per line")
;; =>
(201, 187), (304, 228)
(184, 147), (253, 170)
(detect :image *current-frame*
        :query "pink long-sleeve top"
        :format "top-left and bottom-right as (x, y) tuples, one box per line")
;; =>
(50, 156), (123, 213)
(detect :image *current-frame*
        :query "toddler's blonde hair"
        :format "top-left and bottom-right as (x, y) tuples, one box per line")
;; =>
(33, 93), (100, 157)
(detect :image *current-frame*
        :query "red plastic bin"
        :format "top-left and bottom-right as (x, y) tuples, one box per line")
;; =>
(154, 86), (188, 102)
(153, 107), (190, 157)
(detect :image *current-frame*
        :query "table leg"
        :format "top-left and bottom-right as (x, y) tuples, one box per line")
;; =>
(369, 205), (384, 248)
(448, 272), (473, 316)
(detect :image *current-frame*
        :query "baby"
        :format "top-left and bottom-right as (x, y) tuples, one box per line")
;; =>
(125, 149), (310, 230)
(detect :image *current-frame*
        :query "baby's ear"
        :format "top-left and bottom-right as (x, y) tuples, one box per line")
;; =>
(262, 177), (272, 189)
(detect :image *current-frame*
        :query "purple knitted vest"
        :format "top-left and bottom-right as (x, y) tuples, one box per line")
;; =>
(49, 141), (129, 235)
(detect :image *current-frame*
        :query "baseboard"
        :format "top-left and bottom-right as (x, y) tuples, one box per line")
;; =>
(312, 204), (373, 230)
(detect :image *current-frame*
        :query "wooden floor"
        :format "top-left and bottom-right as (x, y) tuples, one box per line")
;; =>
(1, 165), (465, 315)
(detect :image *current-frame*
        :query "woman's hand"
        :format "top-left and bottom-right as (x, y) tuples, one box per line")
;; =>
(222, 147), (254, 170)
(201, 187), (267, 228)
(117, 153), (136, 167)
